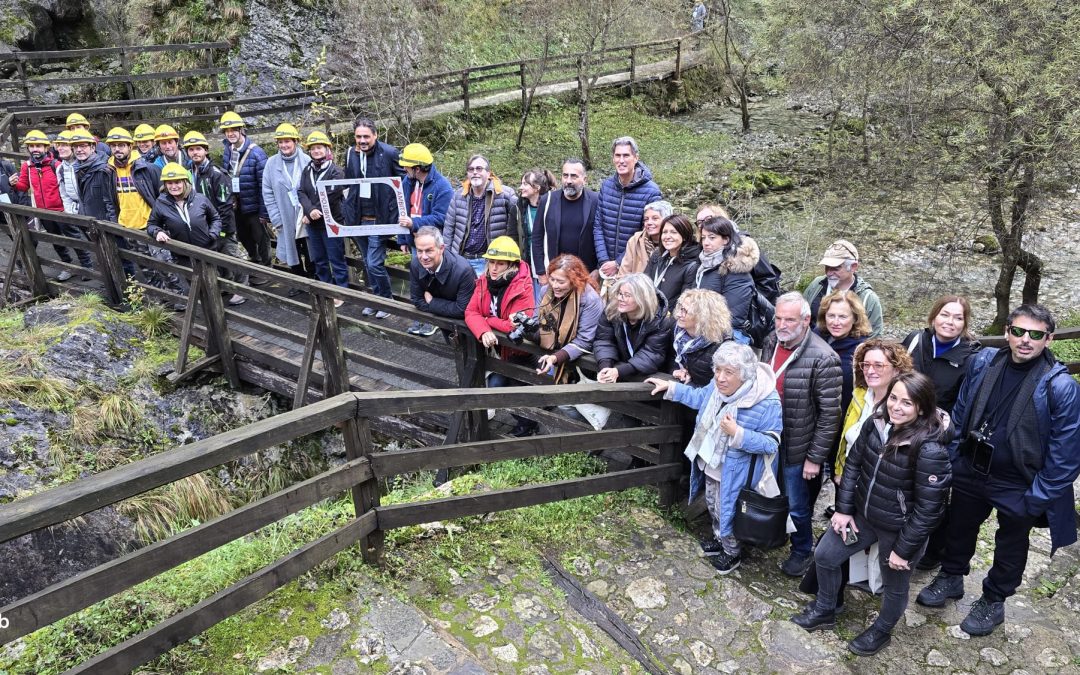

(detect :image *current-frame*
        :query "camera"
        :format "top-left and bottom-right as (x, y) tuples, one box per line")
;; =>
(507, 311), (540, 344)
(961, 427), (995, 475)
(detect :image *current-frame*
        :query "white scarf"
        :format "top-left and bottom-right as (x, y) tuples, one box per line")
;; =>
(684, 378), (754, 471)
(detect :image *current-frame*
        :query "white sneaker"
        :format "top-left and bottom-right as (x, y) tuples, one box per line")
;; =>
(56, 269), (73, 281)
(374, 310), (390, 319)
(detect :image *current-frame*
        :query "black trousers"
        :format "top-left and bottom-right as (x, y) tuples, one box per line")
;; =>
(235, 210), (270, 267)
(940, 478), (1038, 602)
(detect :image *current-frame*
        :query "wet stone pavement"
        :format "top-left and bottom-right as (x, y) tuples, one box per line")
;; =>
(267, 498), (1080, 674)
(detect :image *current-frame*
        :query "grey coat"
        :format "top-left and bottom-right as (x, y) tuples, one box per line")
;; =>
(442, 177), (519, 255)
(261, 149), (311, 267)
(760, 329), (843, 466)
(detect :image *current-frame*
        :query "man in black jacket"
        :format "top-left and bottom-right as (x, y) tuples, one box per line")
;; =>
(185, 131), (245, 306)
(342, 117), (404, 317)
(532, 158), (599, 277)
(409, 226), (476, 330)
(761, 291), (843, 577)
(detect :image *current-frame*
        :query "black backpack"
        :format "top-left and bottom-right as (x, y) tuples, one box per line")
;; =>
(743, 289), (775, 349)
(751, 252), (782, 304)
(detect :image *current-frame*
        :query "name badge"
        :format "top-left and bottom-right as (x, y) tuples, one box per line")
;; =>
(0, 193), (10, 204)
(288, 191), (300, 208)
(358, 182), (371, 199)
(231, 176), (240, 193)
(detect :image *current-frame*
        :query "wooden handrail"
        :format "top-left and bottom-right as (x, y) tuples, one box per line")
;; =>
(0, 42), (230, 62)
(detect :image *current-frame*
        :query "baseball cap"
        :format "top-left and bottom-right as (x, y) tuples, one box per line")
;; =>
(819, 239), (859, 266)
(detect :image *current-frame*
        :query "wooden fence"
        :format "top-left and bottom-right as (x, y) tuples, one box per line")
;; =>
(0, 200), (684, 672)
(0, 33), (704, 149)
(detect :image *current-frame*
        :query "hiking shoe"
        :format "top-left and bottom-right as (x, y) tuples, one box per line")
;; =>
(916, 572), (964, 607)
(416, 322), (438, 337)
(250, 275), (270, 286)
(227, 294), (246, 306)
(362, 307), (376, 317)
(780, 552), (813, 577)
(333, 298), (344, 308)
(374, 310), (390, 319)
(848, 624), (892, 656)
(709, 550), (741, 575)
(960, 596), (1004, 636)
(407, 320), (423, 335)
(56, 269), (73, 281)
(789, 605), (835, 632)
(510, 420), (539, 437)
(700, 538), (725, 557)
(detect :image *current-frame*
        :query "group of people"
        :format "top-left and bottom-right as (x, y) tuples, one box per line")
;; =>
(7, 113), (1079, 658)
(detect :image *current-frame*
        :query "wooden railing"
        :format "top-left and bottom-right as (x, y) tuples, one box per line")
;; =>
(0, 204), (684, 672)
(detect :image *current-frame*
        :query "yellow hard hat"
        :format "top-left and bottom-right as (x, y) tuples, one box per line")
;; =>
(399, 142), (434, 168)
(182, 130), (210, 149)
(67, 129), (96, 146)
(273, 123), (301, 141)
(160, 162), (190, 183)
(154, 124), (180, 142)
(219, 111), (246, 130)
(482, 236), (521, 262)
(303, 130), (332, 148)
(133, 124), (156, 142)
(65, 112), (89, 128)
(104, 127), (133, 144)
(22, 129), (51, 146)
(54, 130), (75, 145)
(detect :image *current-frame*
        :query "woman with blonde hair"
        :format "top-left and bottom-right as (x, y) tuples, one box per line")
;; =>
(594, 273), (675, 382)
(817, 289), (873, 416)
(671, 289), (734, 387)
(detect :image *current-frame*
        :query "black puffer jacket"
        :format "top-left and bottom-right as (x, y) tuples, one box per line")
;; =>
(835, 418), (952, 560)
(760, 330), (842, 466)
(594, 289), (675, 380)
(146, 192), (221, 249)
(694, 236), (759, 329)
(679, 339), (722, 388)
(902, 328), (981, 414)
(643, 242), (701, 310)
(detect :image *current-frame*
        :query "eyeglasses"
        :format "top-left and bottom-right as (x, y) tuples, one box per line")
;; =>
(1007, 325), (1049, 340)
(674, 306), (688, 316)
(861, 361), (892, 372)
(616, 292), (634, 301)
(467, 165), (488, 173)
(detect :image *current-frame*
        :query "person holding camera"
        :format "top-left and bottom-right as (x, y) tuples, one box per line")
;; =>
(917, 304), (1080, 637)
(464, 236), (538, 437)
(791, 371), (951, 656)
(530, 254), (604, 384)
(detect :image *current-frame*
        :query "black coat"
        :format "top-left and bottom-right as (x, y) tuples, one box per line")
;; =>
(594, 290), (675, 380)
(902, 328), (981, 414)
(694, 237), (759, 329)
(192, 160), (235, 235)
(342, 142), (404, 226)
(680, 339), (721, 388)
(75, 155), (118, 222)
(409, 249), (477, 319)
(835, 419), (952, 560)
(146, 192), (221, 249)
(298, 161), (346, 229)
(643, 243), (701, 310)
(531, 189), (599, 272)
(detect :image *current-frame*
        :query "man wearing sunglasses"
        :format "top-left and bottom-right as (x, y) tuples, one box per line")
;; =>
(917, 304), (1080, 638)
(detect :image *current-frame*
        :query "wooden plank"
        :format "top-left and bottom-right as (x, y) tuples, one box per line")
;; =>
(377, 463), (682, 530)
(194, 261), (240, 387)
(0, 459), (371, 643)
(173, 271), (203, 375)
(65, 511), (378, 675)
(20, 67), (226, 88)
(370, 426), (676, 478)
(11, 214), (50, 298)
(656, 401), (682, 507)
(353, 382), (655, 419)
(5, 42), (230, 61)
(9, 90), (233, 113)
(166, 353), (220, 385)
(293, 299), (323, 409)
(0, 394), (357, 543)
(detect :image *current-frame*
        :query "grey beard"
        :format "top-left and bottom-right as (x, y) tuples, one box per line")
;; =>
(563, 185), (581, 199)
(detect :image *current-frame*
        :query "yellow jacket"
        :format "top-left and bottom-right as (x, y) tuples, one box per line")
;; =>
(834, 387), (870, 478)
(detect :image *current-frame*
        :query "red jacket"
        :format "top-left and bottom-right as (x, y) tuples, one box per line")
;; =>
(465, 261), (534, 360)
(13, 158), (64, 212)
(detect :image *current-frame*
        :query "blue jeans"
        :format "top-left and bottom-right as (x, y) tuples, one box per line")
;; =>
(355, 235), (390, 297)
(467, 256), (486, 277)
(306, 222), (349, 287)
(783, 462), (814, 557)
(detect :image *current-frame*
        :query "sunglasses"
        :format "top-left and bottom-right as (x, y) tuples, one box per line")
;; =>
(1007, 325), (1049, 340)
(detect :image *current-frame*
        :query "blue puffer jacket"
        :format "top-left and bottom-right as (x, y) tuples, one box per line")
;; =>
(396, 165), (454, 248)
(222, 136), (269, 219)
(948, 348), (1080, 553)
(593, 162), (662, 265)
(669, 364), (783, 538)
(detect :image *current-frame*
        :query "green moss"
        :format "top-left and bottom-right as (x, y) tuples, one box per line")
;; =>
(973, 233), (1000, 253)
(727, 168), (795, 194)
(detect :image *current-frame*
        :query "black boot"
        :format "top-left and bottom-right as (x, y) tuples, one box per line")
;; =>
(790, 605), (835, 632)
(848, 624), (892, 656)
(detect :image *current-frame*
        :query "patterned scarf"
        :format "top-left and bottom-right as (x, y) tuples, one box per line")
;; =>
(673, 326), (709, 370)
(695, 248), (726, 286)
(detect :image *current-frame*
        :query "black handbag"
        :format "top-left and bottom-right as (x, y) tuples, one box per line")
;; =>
(733, 453), (789, 550)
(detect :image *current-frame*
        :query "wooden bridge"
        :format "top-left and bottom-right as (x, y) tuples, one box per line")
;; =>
(0, 202), (685, 672)
(0, 33), (708, 149)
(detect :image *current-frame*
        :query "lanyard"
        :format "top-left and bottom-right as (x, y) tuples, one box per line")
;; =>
(284, 160), (301, 190)
(231, 145), (253, 177)
(623, 323), (636, 357)
(770, 343), (799, 378)
(410, 184), (423, 216)
(308, 165), (330, 191)
(175, 200), (191, 231)
(652, 254), (675, 287)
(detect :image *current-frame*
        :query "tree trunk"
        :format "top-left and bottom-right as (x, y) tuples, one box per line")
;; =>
(515, 37), (551, 151)
(577, 56), (592, 169)
(737, 64), (750, 132)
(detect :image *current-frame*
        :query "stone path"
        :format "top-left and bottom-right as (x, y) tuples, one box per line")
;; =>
(263, 498), (1080, 674)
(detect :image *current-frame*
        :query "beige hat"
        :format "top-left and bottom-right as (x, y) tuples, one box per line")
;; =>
(820, 239), (859, 266)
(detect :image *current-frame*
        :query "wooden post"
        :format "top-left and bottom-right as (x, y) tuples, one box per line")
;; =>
(629, 47), (637, 88)
(174, 272), (204, 377)
(294, 297), (323, 409)
(674, 38), (683, 81)
(519, 62), (528, 112)
(119, 48), (137, 102)
(10, 213), (50, 298)
(193, 259), (240, 388)
(15, 58), (29, 105)
(656, 400), (682, 507)
(9, 116), (20, 152)
(461, 69), (471, 124)
(94, 224), (127, 306)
